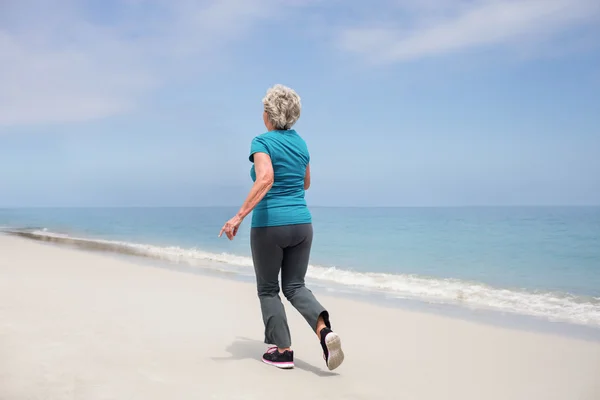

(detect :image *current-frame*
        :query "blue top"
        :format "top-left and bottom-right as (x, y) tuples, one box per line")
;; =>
(249, 129), (312, 228)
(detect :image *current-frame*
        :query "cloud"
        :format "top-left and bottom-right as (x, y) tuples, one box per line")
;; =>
(4, 0), (596, 128)
(337, 0), (600, 64)
(0, 0), (291, 127)
(0, 28), (153, 126)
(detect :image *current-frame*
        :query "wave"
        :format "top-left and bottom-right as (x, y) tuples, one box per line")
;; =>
(5, 228), (600, 328)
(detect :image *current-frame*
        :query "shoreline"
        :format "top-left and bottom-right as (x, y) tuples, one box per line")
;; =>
(4, 230), (600, 343)
(106, 248), (600, 344)
(1, 234), (599, 399)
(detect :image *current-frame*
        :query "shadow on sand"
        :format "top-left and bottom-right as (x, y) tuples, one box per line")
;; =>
(212, 336), (339, 377)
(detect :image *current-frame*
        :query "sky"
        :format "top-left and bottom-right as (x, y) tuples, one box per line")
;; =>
(1, 0), (599, 207)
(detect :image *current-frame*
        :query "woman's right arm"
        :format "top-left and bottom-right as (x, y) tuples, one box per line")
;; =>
(304, 163), (311, 190)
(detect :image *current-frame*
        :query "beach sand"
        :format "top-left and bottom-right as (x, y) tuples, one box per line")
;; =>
(1, 235), (599, 400)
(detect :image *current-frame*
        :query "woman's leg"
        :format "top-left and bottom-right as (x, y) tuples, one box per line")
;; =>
(280, 223), (330, 334)
(250, 227), (291, 350)
(280, 223), (344, 370)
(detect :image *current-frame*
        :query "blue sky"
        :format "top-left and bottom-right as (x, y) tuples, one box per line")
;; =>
(1, 0), (599, 207)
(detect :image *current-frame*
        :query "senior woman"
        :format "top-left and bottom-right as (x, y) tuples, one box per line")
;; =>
(219, 84), (344, 371)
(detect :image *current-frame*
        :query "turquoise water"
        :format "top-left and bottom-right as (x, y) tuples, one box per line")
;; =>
(1, 207), (599, 327)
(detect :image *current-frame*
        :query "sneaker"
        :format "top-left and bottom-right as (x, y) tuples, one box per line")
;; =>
(320, 328), (344, 371)
(262, 347), (294, 369)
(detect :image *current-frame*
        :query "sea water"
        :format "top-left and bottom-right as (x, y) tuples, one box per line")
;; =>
(1, 206), (599, 331)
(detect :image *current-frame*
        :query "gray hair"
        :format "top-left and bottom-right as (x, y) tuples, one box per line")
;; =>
(262, 84), (301, 130)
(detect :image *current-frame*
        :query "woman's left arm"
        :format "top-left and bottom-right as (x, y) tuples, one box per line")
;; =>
(219, 152), (274, 239)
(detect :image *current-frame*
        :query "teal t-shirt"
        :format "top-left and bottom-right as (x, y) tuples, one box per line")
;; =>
(249, 129), (312, 228)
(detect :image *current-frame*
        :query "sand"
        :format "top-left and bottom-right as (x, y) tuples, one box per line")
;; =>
(1, 235), (599, 400)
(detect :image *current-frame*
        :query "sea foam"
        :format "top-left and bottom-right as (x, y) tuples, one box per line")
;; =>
(5, 228), (600, 328)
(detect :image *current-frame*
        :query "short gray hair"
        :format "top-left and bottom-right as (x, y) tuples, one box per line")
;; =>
(262, 84), (301, 130)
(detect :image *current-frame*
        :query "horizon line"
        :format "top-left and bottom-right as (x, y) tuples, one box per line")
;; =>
(1, 205), (599, 209)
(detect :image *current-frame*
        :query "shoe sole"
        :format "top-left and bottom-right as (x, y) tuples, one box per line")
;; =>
(325, 332), (344, 371)
(261, 358), (294, 369)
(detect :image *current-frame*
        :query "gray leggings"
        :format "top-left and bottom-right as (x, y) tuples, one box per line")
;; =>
(250, 223), (330, 348)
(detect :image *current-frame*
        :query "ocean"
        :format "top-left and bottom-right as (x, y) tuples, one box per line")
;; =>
(1, 206), (599, 332)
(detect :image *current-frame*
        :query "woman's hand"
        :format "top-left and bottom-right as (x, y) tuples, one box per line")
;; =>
(219, 214), (243, 240)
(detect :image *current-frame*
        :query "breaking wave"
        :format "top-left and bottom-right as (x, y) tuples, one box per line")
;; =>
(4, 228), (600, 328)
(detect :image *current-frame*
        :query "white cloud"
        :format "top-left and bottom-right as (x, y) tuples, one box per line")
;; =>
(337, 0), (600, 64)
(0, 28), (153, 125)
(4, 0), (596, 128)
(0, 0), (289, 127)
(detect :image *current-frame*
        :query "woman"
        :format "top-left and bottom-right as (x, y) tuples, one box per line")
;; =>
(219, 84), (344, 371)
